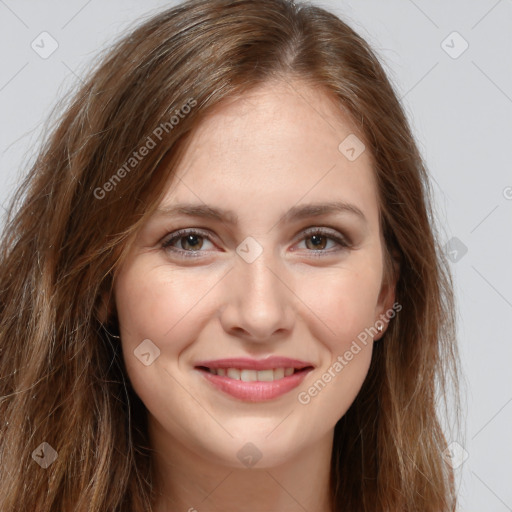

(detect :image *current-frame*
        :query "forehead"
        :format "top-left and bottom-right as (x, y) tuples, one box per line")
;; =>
(158, 80), (379, 228)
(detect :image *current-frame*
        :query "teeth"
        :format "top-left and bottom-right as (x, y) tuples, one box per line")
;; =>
(257, 369), (274, 381)
(273, 368), (285, 379)
(240, 369), (257, 382)
(209, 367), (297, 381)
(226, 368), (241, 380)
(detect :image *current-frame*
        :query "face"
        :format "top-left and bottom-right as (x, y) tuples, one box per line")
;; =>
(113, 79), (395, 469)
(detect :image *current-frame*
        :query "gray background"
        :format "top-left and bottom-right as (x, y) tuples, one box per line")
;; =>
(1, 1), (511, 510)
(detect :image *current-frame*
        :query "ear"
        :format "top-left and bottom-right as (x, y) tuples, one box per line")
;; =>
(374, 249), (400, 340)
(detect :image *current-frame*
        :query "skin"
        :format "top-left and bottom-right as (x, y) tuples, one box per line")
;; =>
(113, 79), (397, 512)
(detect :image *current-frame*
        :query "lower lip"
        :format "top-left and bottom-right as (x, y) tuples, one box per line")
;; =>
(197, 368), (312, 402)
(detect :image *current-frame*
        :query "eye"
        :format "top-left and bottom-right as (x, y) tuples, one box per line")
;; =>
(161, 227), (350, 259)
(162, 229), (215, 258)
(294, 227), (350, 256)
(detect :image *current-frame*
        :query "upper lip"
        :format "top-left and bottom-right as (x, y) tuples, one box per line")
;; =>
(194, 357), (314, 371)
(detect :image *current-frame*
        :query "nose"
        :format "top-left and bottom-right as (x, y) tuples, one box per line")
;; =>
(219, 250), (295, 342)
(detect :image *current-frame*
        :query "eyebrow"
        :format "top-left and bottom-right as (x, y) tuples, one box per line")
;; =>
(155, 201), (367, 225)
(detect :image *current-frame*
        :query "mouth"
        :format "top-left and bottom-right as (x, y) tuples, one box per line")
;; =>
(194, 357), (314, 402)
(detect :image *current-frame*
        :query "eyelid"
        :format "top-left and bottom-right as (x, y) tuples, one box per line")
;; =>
(297, 226), (350, 245)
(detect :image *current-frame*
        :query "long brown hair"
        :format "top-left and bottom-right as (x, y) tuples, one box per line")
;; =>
(0, 0), (462, 510)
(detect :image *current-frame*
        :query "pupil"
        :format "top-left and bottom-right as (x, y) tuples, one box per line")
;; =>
(308, 234), (326, 250)
(183, 234), (202, 250)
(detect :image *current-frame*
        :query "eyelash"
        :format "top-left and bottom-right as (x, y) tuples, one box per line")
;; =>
(161, 227), (351, 259)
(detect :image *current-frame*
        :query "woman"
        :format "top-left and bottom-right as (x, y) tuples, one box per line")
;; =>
(0, 0), (462, 510)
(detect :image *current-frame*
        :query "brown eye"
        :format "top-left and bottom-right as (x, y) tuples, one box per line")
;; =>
(179, 234), (204, 251)
(305, 234), (328, 250)
(297, 228), (350, 256)
(162, 229), (215, 258)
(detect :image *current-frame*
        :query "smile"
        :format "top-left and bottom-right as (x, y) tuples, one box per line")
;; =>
(194, 357), (314, 401)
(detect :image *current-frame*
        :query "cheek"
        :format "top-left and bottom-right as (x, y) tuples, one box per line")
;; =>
(298, 342), (373, 426)
(113, 260), (225, 394)
(298, 263), (382, 350)
(295, 267), (379, 420)
(115, 261), (213, 347)
(113, 262), (201, 419)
